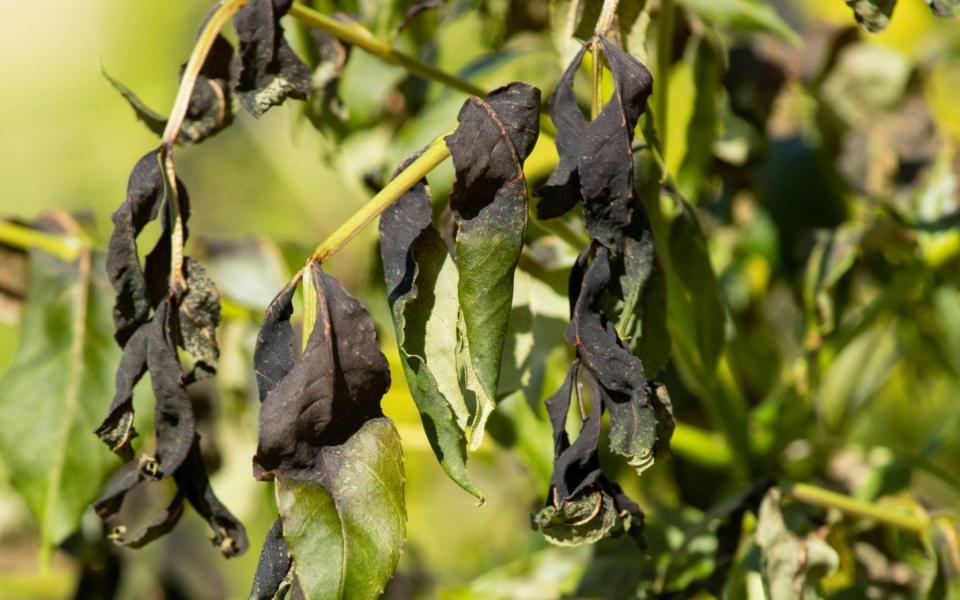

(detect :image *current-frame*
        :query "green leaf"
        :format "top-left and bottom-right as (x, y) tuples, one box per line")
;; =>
(843, 0), (898, 32)
(755, 488), (839, 598)
(0, 246), (119, 558)
(677, 0), (801, 44)
(276, 418), (405, 600)
(676, 34), (722, 201)
(442, 545), (591, 600)
(380, 181), (481, 499)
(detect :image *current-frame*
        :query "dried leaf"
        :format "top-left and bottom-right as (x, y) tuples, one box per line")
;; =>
(102, 34), (235, 144)
(178, 257), (221, 380)
(253, 262), (404, 598)
(253, 263), (390, 478)
(234, 0), (312, 117)
(248, 518), (293, 600)
(537, 38), (652, 252)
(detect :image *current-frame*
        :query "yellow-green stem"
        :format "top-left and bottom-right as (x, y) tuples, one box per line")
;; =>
(289, 3), (487, 98)
(0, 221), (88, 262)
(783, 481), (930, 534)
(591, 40), (603, 120)
(162, 0), (249, 149)
(310, 134), (451, 263)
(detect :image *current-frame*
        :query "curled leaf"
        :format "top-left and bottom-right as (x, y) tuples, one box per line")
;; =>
(445, 81), (541, 447)
(379, 162), (480, 499)
(234, 0), (312, 117)
(252, 262), (405, 598)
(102, 34), (235, 144)
(844, 0), (897, 32)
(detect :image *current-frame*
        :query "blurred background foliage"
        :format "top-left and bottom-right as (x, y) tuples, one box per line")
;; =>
(1, 0), (960, 598)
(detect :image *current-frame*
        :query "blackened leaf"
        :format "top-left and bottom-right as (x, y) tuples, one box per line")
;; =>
(102, 34), (235, 145)
(145, 298), (197, 479)
(254, 263), (390, 478)
(253, 279), (298, 404)
(844, 0), (897, 32)
(537, 38), (652, 251)
(101, 67), (167, 136)
(570, 248), (671, 472)
(178, 258), (221, 379)
(379, 173), (480, 499)
(445, 82), (541, 447)
(114, 491), (186, 549)
(234, 0), (311, 117)
(533, 488), (619, 547)
(94, 324), (148, 461)
(0, 243), (119, 554)
(249, 518), (293, 600)
(174, 436), (248, 557)
(276, 418), (405, 600)
(303, 28), (349, 137)
(928, 0), (960, 17)
(106, 151), (165, 345)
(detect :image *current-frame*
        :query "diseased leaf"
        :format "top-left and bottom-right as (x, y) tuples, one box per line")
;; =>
(178, 257), (221, 380)
(234, 0), (312, 117)
(0, 232), (119, 554)
(445, 82), (541, 447)
(379, 168), (480, 498)
(303, 28), (350, 138)
(538, 38), (653, 252)
(248, 518), (293, 600)
(843, 0), (897, 32)
(94, 436), (249, 558)
(102, 34), (235, 144)
(276, 418), (405, 600)
(253, 262), (404, 597)
(254, 264), (390, 478)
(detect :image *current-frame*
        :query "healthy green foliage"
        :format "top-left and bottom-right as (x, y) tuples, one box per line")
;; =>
(0, 241), (118, 556)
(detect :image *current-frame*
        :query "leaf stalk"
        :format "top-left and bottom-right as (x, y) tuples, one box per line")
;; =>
(310, 134), (452, 263)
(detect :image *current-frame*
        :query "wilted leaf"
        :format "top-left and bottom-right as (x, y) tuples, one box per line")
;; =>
(379, 165), (480, 498)
(445, 81), (541, 449)
(252, 261), (404, 597)
(0, 231), (118, 554)
(248, 518), (293, 600)
(276, 418), (405, 600)
(102, 34), (235, 144)
(302, 28), (350, 138)
(178, 258), (221, 380)
(234, 0), (312, 117)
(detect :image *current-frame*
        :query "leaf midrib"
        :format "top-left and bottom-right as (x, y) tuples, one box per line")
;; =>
(39, 249), (91, 559)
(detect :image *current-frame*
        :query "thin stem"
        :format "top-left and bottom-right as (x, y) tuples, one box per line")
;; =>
(783, 481), (930, 534)
(0, 220), (88, 262)
(654, 0), (675, 157)
(288, 3), (487, 98)
(310, 134), (451, 263)
(594, 0), (621, 36)
(162, 0), (249, 149)
(591, 40), (603, 120)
